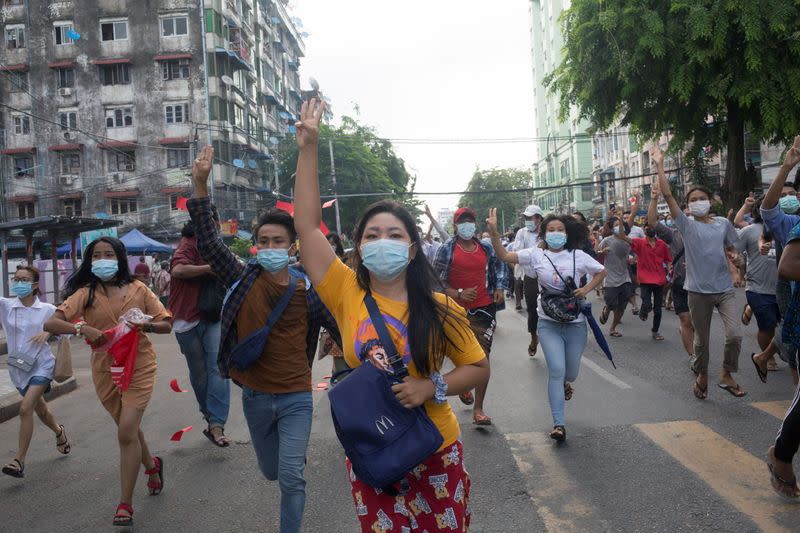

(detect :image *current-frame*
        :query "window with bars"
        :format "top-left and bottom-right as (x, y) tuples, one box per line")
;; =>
(57, 67), (75, 88)
(5, 26), (25, 49)
(13, 156), (33, 178)
(164, 103), (188, 124)
(6, 71), (27, 92)
(161, 16), (188, 37)
(59, 110), (77, 131)
(101, 20), (127, 41)
(162, 59), (190, 80)
(105, 107), (133, 128)
(13, 115), (30, 135)
(167, 148), (189, 168)
(63, 199), (82, 217)
(100, 63), (130, 85)
(109, 198), (137, 215)
(60, 153), (80, 175)
(17, 202), (34, 219)
(108, 151), (136, 172)
(54, 23), (75, 45)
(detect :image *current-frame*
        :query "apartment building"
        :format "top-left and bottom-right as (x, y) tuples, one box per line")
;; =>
(528, 0), (594, 215)
(0, 0), (306, 237)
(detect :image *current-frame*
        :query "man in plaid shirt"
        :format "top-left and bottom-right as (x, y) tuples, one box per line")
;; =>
(188, 146), (340, 533)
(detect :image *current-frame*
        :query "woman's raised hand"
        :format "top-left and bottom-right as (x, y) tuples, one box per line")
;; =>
(295, 98), (327, 150)
(486, 208), (499, 234)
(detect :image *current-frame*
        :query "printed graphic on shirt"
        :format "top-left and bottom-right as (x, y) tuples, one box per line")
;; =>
(354, 313), (411, 373)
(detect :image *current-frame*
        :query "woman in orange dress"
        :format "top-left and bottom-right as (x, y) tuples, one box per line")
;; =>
(45, 237), (172, 528)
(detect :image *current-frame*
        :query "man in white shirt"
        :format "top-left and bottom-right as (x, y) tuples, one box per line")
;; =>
(513, 205), (544, 356)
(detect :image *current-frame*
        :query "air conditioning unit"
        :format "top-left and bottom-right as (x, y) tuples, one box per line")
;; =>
(124, 163), (134, 171)
(60, 175), (73, 185)
(58, 88), (72, 97)
(111, 172), (122, 183)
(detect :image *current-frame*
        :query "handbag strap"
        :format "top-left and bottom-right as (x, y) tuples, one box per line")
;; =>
(363, 293), (408, 379)
(542, 251), (575, 294)
(261, 274), (299, 332)
(672, 248), (685, 266)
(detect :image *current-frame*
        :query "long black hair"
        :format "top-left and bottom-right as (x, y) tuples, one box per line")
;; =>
(538, 214), (589, 251)
(63, 237), (134, 307)
(351, 200), (467, 376)
(327, 232), (345, 258)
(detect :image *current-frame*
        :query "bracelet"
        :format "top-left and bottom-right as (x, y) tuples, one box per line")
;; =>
(430, 371), (448, 404)
(73, 321), (86, 337)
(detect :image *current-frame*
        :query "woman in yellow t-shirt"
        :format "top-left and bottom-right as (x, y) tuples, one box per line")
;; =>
(293, 100), (489, 532)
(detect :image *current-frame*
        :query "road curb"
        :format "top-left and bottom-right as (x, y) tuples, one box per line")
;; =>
(0, 376), (78, 423)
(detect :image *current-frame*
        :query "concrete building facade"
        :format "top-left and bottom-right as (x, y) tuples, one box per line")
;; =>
(0, 0), (305, 239)
(528, 0), (594, 215)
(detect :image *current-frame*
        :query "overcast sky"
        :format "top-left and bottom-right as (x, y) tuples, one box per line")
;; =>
(291, 0), (536, 216)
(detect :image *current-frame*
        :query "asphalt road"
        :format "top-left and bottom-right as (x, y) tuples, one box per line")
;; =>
(0, 290), (798, 532)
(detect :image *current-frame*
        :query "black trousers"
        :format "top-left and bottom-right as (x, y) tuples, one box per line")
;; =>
(523, 276), (539, 335)
(776, 384), (800, 463)
(639, 284), (664, 333)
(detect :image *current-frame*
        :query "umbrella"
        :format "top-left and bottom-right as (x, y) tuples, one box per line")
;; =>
(581, 302), (616, 369)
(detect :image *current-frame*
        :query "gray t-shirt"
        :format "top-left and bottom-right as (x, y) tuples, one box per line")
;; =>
(599, 235), (631, 288)
(735, 223), (777, 295)
(675, 212), (740, 293)
(655, 223), (686, 282)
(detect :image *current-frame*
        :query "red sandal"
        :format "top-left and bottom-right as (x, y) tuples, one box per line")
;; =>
(113, 502), (133, 528)
(145, 456), (164, 495)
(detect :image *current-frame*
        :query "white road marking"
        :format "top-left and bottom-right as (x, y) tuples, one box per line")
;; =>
(581, 358), (632, 389)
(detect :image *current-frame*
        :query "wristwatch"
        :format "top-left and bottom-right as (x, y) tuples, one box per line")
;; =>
(430, 371), (448, 404)
(457, 288), (463, 299)
(73, 321), (86, 337)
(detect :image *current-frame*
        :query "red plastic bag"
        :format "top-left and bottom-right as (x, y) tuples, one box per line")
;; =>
(108, 329), (140, 392)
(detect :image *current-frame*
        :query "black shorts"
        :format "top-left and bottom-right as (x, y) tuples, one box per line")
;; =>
(746, 291), (781, 331)
(604, 283), (632, 310)
(672, 283), (689, 315)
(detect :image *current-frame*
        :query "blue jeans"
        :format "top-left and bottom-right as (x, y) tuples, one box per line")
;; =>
(175, 321), (230, 427)
(242, 388), (313, 533)
(537, 319), (588, 427)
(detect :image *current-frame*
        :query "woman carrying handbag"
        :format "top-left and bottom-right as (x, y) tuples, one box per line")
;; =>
(487, 210), (606, 442)
(1, 265), (70, 479)
(293, 99), (489, 532)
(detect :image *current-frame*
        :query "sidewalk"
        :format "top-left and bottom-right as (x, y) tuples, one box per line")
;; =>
(0, 336), (79, 423)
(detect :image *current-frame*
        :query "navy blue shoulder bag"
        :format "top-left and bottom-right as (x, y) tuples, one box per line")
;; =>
(328, 293), (443, 490)
(228, 273), (299, 372)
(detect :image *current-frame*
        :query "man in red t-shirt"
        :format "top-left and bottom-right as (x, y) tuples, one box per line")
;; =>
(433, 207), (510, 425)
(133, 256), (151, 285)
(613, 219), (672, 340)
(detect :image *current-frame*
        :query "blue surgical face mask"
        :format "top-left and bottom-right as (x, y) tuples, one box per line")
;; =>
(525, 220), (537, 232)
(91, 259), (119, 281)
(257, 248), (290, 272)
(361, 239), (410, 281)
(779, 195), (800, 214)
(456, 222), (476, 240)
(545, 231), (567, 250)
(10, 281), (33, 298)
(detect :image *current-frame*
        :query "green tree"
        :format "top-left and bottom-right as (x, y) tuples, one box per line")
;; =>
(458, 168), (533, 233)
(546, 0), (800, 207)
(274, 116), (414, 237)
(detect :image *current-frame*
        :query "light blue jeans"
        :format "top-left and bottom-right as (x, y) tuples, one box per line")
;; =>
(175, 320), (230, 427)
(242, 388), (313, 533)
(537, 319), (588, 427)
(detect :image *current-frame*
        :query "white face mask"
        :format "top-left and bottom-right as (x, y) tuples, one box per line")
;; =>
(688, 199), (711, 217)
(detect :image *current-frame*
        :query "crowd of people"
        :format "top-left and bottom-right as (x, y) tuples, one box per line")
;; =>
(2, 100), (800, 531)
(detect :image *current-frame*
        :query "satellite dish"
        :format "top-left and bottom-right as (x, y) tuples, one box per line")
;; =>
(269, 136), (279, 145)
(233, 159), (245, 168)
(220, 75), (234, 86)
(248, 160), (258, 169)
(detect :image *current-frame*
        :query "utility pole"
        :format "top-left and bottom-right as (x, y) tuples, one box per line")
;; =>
(328, 138), (341, 235)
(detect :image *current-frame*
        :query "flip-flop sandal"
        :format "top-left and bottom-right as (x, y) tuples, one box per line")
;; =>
(751, 353), (768, 384)
(145, 456), (164, 495)
(472, 413), (492, 426)
(609, 331), (622, 337)
(718, 383), (747, 398)
(564, 383), (574, 401)
(459, 391), (475, 405)
(203, 427), (231, 448)
(693, 378), (707, 400)
(599, 306), (610, 325)
(113, 502), (134, 528)
(741, 305), (753, 325)
(768, 447), (800, 501)
(549, 425), (566, 442)
(767, 361), (780, 371)
(528, 341), (537, 357)
(2, 458), (24, 478)
(652, 333), (664, 341)
(55, 425), (71, 455)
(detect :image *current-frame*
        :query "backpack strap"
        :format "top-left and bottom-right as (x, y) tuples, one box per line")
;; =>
(672, 248), (685, 266)
(263, 274), (299, 331)
(363, 293), (408, 379)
